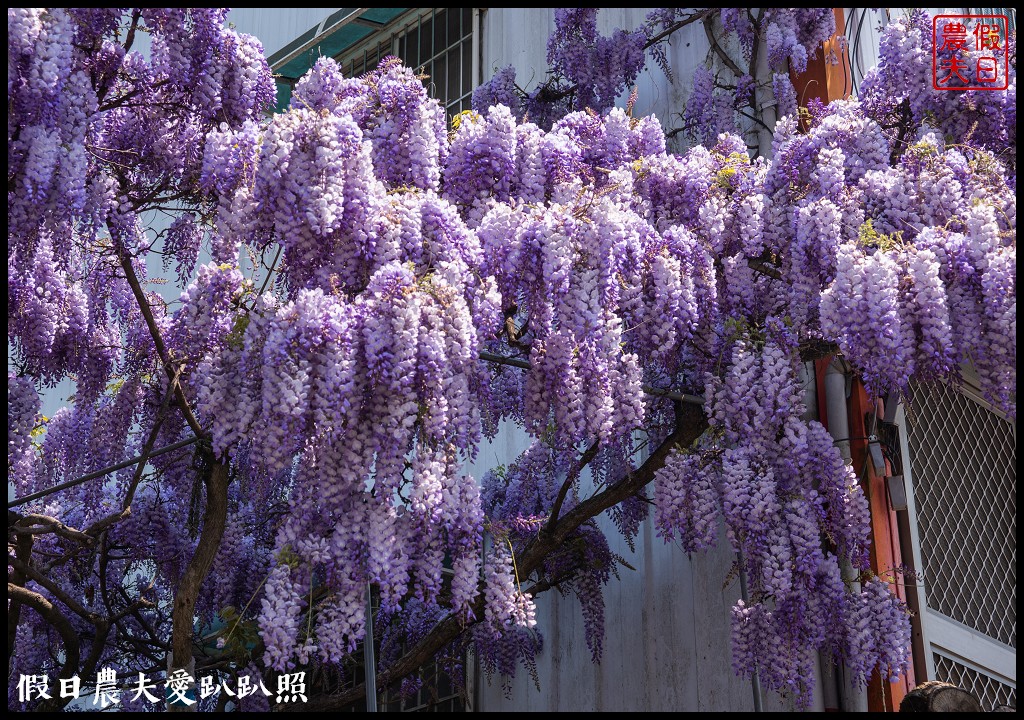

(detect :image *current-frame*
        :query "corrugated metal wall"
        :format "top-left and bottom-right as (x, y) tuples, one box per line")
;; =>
(227, 8), (341, 59)
(479, 8), (708, 149)
(469, 364), (819, 713)
(474, 505), (804, 712)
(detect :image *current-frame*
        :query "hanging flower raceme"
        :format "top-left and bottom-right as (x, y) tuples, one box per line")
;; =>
(7, 8), (1016, 709)
(653, 337), (907, 707)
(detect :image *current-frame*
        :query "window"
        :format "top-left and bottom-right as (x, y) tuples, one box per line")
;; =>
(339, 8), (478, 120)
(381, 655), (467, 712)
(898, 380), (1016, 710)
(334, 571), (471, 713)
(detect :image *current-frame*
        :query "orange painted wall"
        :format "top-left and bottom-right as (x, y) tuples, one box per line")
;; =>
(790, 8), (853, 110)
(814, 361), (916, 711)
(846, 379), (915, 711)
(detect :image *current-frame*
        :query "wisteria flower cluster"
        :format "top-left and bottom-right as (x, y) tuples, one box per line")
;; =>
(7, 7), (1014, 712)
(657, 339), (906, 705)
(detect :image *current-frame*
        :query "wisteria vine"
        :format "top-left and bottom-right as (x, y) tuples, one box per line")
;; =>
(7, 7), (1015, 712)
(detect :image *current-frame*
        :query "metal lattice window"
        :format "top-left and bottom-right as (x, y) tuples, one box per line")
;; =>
(382, 662), (465, 712)
(934, 652), (1017, 710)
(321, 584), (468, 712)
(379, 566), (468, 712)
(339, 8), (476, 120)
(905, 382), (1016, 648)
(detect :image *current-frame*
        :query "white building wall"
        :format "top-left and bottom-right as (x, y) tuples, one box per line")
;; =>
(227, 8), (341, 59)
(475, 510), (806, 711)
(479, 7), (708, 149)
(473, 9), (805, 711)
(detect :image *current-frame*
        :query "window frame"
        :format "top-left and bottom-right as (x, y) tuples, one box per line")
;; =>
(336, 8), (481, 122)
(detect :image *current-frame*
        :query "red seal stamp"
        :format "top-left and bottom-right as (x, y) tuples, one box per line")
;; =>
(932, 14), (1009, 90)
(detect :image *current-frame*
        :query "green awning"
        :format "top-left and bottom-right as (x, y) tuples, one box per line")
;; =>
(268, 8), (410, 81)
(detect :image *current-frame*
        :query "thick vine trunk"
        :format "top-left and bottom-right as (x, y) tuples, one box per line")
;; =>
(168, 459), (230, 712)
(8, 584), (80, 713)
(290, 403), (708, 712)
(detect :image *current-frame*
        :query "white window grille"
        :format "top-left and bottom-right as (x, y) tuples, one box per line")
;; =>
(897, 380), (1016, 710)
(934, 651), (1016, 710)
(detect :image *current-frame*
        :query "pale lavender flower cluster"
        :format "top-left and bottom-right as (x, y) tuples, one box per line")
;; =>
(357, 57), (448, 192)
(859, 169), (922, 238)
(7, 233), (91, 388)
(8, 8), (1013, 707)
(201, 119), (262, 199)
(786, 198), (844, 324)
(767, 100), (890, 193)
(820, 243), (915, 396)
(443, 466), (547, 691)
(706, 340), (803, 449)
(900, 247), (957, 381)
(978, 247), (1016, 414)
(720, 9), (755, 59)
(8, 374), (41, 494)
(483, 545), (537, 632)
(844, 579), (913, 686)
(142, 9), (274, 123)
(763, 8), (835, 74)
(291, 56), (363, 112)
(9, 7), (276, 456)
(763, 98), (1014, 416)
(484, 198), (647, 447)
(480, 440), (622, 666)
(471, 541), (542, 693)
(654, 437), (720, 552)
(259, 563), (311, 671)
(7, 10), (92, 238)
(633, 148), (717, 230)
(444, 105), (518, 224)
(772, 73), (797, 119)
(223, 274), (490, 665)
(653, 335), (903, 706)
(161, 213), (204, 286)
(240, 107), (385, 292)
(472, 65), (524, 119)
(546, 8), (647, 112)
(917, 220), (1016, 417)
(643, 239), (698, 369)
(167, 263), (248, 369)
(684, 66), (740, 146)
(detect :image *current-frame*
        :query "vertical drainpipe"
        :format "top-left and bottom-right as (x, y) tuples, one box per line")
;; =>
(809, 359), (840, 713)
(470, 8), (482, 712)
(737, 553), (765, 712)
(819, 657), (841, 713)
(471, 8), (482, 89)
(824, 359), (868, 713)
(364, 584), (377, 712)
(795, 9), (858, 713)
(798, 361), (831, 714)
(752, 14), (777, 159)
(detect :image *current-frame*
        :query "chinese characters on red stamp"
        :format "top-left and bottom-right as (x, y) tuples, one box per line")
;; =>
(932, 14), (1010, 90)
